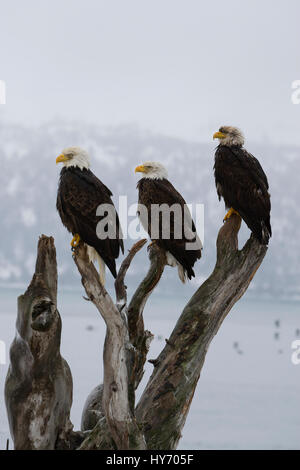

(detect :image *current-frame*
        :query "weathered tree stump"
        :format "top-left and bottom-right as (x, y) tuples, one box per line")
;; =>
(136, 215), (267, 448)
(5, 215), (267, 450)
(5, 236), (83, 450)
(76, 214), (267, 450)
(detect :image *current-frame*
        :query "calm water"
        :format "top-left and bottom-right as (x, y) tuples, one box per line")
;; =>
(1, 287), (299, 449)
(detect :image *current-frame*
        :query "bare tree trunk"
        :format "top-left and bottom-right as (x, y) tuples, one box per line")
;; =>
(5, 236), (83, 450)
(73, 244), (146, 450)
(5, 215), (267, 450)
(76, 215), (267, 450)
(78, 239), (166, 450)
(136, 214), (267, 449)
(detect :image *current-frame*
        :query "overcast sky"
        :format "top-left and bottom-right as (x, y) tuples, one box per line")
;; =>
(1, 0), (300, 144)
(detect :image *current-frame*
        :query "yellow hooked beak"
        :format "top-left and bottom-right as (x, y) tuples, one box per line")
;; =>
(56, 153), (69, 164)
(135, 164), (146, 174)
(213, 131), (226, 140)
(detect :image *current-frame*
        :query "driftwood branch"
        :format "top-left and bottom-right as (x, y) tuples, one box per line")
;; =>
(5, 235), (82, 450)
(126, 243), (167, 399)
(135, 215), (268, 449)
(78, 238), (166, 449)
(73, 243), (146, 450)
(128, 243), (167, 344)
(6, 214), (268, 451)
(115, 239), (147, 306)
(79, 385), (116, 450)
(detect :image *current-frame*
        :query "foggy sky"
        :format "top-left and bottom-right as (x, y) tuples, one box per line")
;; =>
(1, 0), (300, 144)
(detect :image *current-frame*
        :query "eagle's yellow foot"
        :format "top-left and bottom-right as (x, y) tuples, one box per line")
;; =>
(147, 240), (157, 251)
(70, 234), (81, 249)
(223, 208), (240, 222)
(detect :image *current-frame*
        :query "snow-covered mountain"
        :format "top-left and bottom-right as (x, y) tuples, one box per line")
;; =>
(0, 120), (299, 300)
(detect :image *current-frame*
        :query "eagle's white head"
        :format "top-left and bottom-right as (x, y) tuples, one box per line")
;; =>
(213, 126), (244, 147)
(134, 161), (168, 180)
(56, 146), (90, 170)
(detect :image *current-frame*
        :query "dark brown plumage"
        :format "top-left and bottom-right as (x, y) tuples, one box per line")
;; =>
(137, 177), (202, 280)
(57, 166), (124, 278)
(214, 143), (272, 244)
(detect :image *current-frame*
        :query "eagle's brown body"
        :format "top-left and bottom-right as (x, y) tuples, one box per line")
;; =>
(214, 144), (271, 244)
(137, 177), (202, 280)
(57, 166), (123, 278)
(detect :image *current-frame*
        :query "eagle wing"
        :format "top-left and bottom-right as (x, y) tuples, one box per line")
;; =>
(137, 178), (202, 279)
(57, 168), (124, 277)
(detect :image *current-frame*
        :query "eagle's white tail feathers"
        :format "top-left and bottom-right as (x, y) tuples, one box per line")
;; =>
(166, 251), (187, 284)
(85, 245), (106, 286)
(98, 256), (106, 286)
(177, 264), (187, 284)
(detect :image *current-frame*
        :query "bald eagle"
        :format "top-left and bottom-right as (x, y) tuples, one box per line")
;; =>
(213, 126), (271, 245)
(56, 146), (124, 283)
(135, 161), (202, 282)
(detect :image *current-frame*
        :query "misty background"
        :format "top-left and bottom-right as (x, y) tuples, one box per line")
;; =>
(0, 0), (299, 297)
(1, 0), (300, 144)
(0, 0), (299, 450)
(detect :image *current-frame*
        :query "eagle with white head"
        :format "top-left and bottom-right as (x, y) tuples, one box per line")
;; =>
(213, 126), (272, 244)
(135, 161), (202, 282)
(56, 146), (124, 284)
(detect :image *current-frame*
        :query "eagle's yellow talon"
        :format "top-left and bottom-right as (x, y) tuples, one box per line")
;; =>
(223, 208), (239, 222)
(70, 234), (81, 248)
(147, 240), (157, 251)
